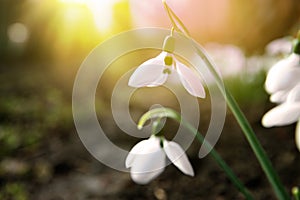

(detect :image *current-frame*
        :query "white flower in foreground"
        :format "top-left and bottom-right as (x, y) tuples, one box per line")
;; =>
(128, 51), (205, 98)
(265, 53), (300, 95)
(262, 47), (300, 151)
(262, 83), (300, 151)
(125, 136), (194, 184)
(262, 84), (300, 127)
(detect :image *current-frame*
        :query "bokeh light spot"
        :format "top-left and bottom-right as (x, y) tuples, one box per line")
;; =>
(7, 23), (29, 43)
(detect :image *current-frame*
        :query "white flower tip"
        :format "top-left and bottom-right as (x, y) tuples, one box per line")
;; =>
(130, 173), (152, 185)
(173, 159), (194, 177)
(262, 103), (300, 128)
(185, 167), (195, 177)
(163, 141), (194, 177)
(265, 82), (275, 94)
(194, 88), (206, 98)
(261, 114), (274, 128)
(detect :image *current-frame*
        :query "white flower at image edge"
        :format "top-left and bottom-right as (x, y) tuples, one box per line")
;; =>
(128, 51), (205, 98)
(265, 53), (300, 103)
(262, 84), (300, 151)
(125, 136), (194, 184)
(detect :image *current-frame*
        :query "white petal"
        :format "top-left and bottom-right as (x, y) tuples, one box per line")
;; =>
(265, 37), (293, 55)
(296, 120), (300, 152)
(128, 137), (166, 184)
(128, 52), (169, 87)
(126, 139), (151, 168)
(270, 90), (289, 103)
(142, 52), (167, 65)
(128, 64), (168, 87)
(265, 67), (300, 93)
(176, 61), (205, 98)
(262, 103), (300, 127)
(287, 83), (300, 103)
(130, 149), (165, 184)
(265, 54), (300, 93)
(130, 162), (165, 184)
(163, 140), (194, 176)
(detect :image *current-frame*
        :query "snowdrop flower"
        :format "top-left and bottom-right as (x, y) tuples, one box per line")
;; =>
(265, 53), (300, 94)
(262, 38), (300, 151)
(125, 136), (194, 184)
(128, 36), (205, 98)
(262, 83), (300, 127)
(265, 53), (300, 103)
(265, 37), (293, 56)
(262, 84), (300, 150)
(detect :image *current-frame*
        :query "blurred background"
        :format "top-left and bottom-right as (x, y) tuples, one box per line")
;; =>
(0, 0), (300, 199)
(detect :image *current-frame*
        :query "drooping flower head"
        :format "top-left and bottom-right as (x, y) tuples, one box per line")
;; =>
(262, 32), (300, 151)
(128, 35), (205, 98)
(126, 108), (195, 184)
(125, 135), (194, 184)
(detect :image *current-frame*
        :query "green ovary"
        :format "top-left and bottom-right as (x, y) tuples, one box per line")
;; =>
(164, 56), (173, 66)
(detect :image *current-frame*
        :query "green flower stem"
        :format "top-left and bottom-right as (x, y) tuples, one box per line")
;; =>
(162, 1), (190, 38)
(190, 33), (290, 200)
(139, 108), (254, 200)
(162, 2), (290, 199)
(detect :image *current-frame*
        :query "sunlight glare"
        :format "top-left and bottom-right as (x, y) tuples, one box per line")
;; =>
(86, 0), (121, 32)
(58, 0), (121, 33)
(59, 0), (86, 5)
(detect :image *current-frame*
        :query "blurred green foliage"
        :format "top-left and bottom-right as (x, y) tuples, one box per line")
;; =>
(0, 183), (29, 200)
(0, 88), (72, 157)
(224, 70), (268, 105)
